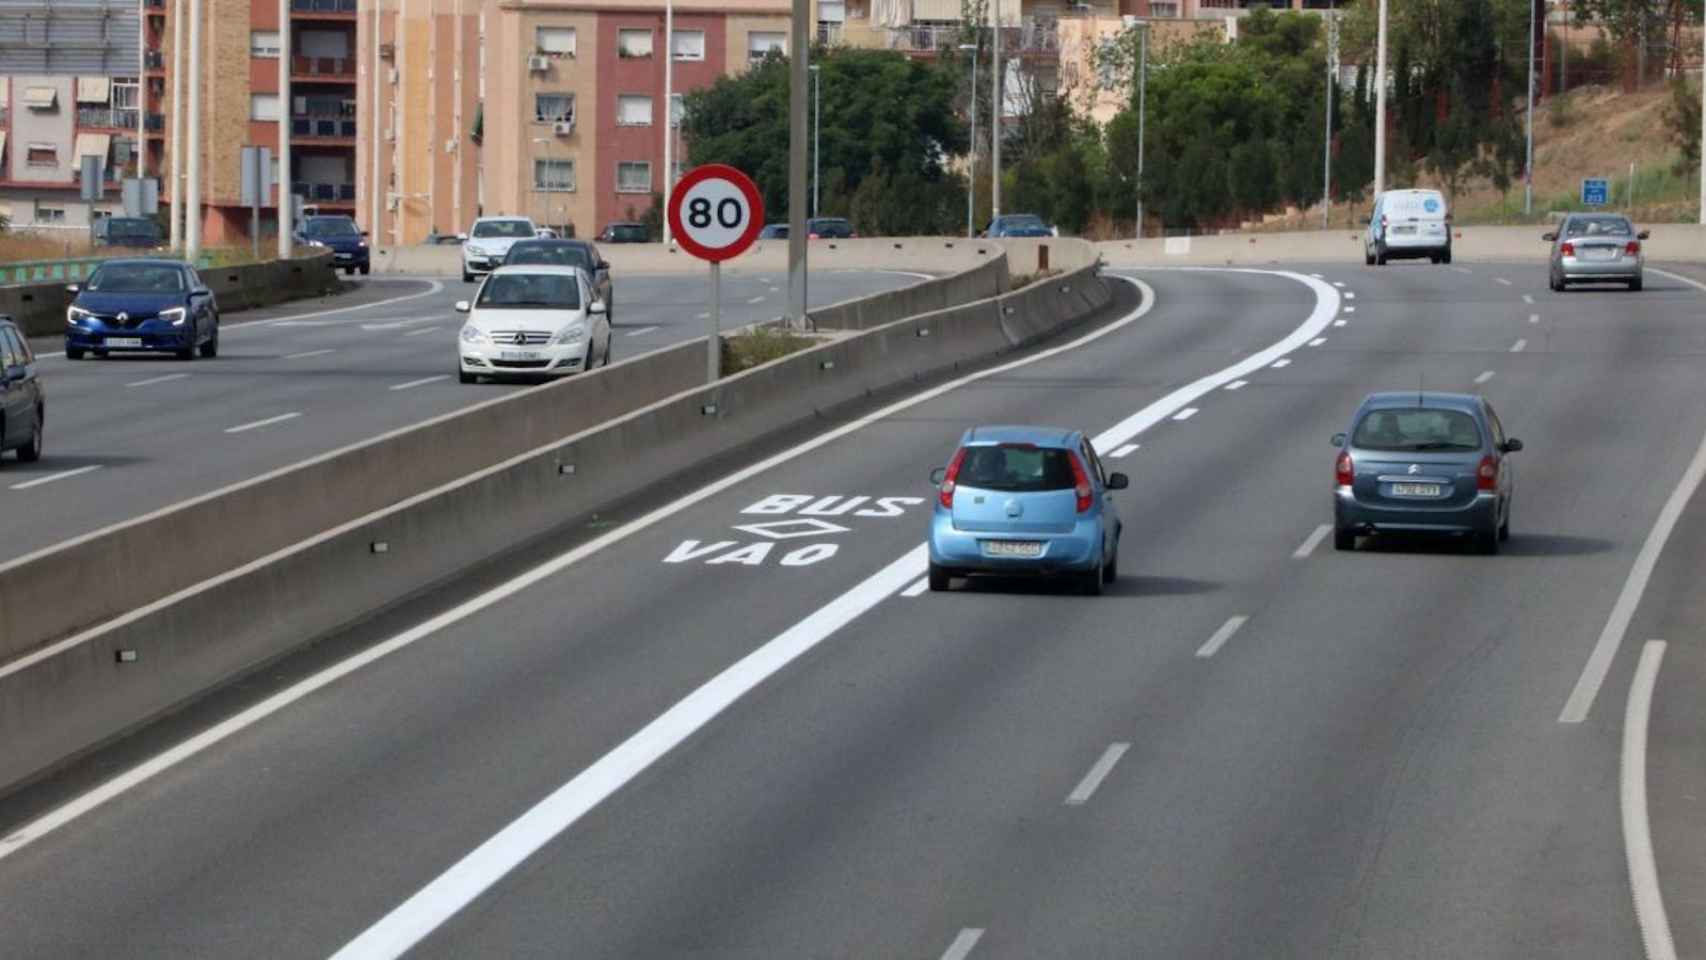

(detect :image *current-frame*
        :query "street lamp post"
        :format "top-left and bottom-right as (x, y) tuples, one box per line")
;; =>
(960, 43), (977, 238)
(1373, 0), (1387, 198)
(810, 64), (819, 218)
(1136, 22), (1146, 238)
(663, 0), (673, 245)
(1322, 8), (1335, 230)
(1524, 0), (1536, 215)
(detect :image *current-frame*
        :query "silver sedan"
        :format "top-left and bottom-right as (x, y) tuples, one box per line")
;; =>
(1545, 213), (1648, 291)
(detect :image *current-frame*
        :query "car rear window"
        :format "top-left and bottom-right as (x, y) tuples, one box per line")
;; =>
(956, 444), (1077, 492)
(507, 244), (591, 268)
(472, 220), (534, 239)
(1352, 408), (1482, 452)
(1563, 215), (1633, 238)
(304, 217), (359, 238)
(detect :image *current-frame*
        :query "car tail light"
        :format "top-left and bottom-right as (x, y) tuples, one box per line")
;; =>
(1625, 241), (1641, 255)
(808, 232), (821, 239)
(1067, 452), (1093, 513)
(1477, 455), (1499, 492)
(1560, 241), (1575, 257)
(1379, 215), (1388, 231)
(1335, 451), (1353, 487)
(939, 447), (968, 509)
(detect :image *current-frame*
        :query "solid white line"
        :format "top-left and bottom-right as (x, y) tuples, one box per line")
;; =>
(1293, 524), (1332, 559)
(1495, 277), (1512, 286)
(940, 928), (986, 960)
(1523, 294), (1535, 304)
(1173, 407), (1199, 421)
(1195, 615), (1250, 659)
(1510, 339), (1527, 353)
(1650, 266), (1706, 295)
(1271, 358), (1292, 368)
(403, 327), (438, 337)
(285, 348), (336, 360)
(1309, 337), (1327, 347)
(1109, 443), (1139, 458)
(625, 326), (660, 337)
(223, 412), (301, 434)
(1064, 743), (1130, 806)
(900, 577), (929, 598)
(389, 375), (450, 392)
(1224, 380), (1248, 391)
(8, 465), (102, 491)
(1529, 313), (1540, 324)
(259, 280), (446, 327)
(1474, 371), (1496, 384)
(125, 373), (190, 388)
(1452, 266), (1473, 275)
(747, 296), (766, 304)
(1560, 423), (1706, 722)
(1621, 640), (1678, 960)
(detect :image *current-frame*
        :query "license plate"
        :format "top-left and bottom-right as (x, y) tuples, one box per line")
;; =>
(1390, 483), (1442, 497)
(335, 253), (352, 260)
(106, 337), (143, 348)
(1392, 226), (1415, 235)
(499, 350), (541, 361)
(984, 540), (1043, 558)
(1583, 248), (1616, 260)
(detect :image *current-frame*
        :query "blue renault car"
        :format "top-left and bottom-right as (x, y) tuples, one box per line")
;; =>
(64, 259), (220, 360)
(928, 426), (1127, 594)
(296, 214), (370, 275)
(1332, 392), (1522, 554)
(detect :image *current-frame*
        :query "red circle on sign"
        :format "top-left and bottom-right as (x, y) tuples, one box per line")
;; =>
(667, 163), (765, 263)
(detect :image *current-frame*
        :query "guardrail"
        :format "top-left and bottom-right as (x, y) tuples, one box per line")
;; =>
(0, 242), (1120, 795)
(2, 252), (213, 286)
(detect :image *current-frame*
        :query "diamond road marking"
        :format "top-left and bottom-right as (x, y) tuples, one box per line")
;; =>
(731, 518), (853, 540)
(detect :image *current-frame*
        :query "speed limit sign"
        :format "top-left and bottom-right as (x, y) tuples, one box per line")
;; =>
(668, 164), (764, 263)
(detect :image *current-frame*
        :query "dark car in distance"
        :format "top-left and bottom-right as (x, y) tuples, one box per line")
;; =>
(598, 222), (651, 243)
(91, 216), (165, 250)
(807, 217), (856, 239)
(64, 260), (220, 361)
(0, 317), (44, 463)
(502, 239), (615, 318)
(296, 215), (371, 275)
(982, 214), (1055, 238)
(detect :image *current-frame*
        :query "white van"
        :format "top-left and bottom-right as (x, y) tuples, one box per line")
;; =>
(1364, 189), (1452, 265)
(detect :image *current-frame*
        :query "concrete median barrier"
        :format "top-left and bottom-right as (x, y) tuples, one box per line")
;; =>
(0, 260), (1119, 794)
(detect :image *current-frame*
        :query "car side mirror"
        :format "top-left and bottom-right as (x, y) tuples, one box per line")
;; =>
(65, 283), (79, 294)
(1638, 230), (1650, 240)
(1331, 433), (1346, 447)
(1502, 438), (1524, 453)
(589, 301), (607, 315)
(598, 260), (611, 270)
(1363, 216), (1372, 225)
(1541, 232), (1556, 241)
(453, 300), (471, 313)
(360, 230), (370, 238)
(1106, 472), (1129, 490)
(929, 466), (946, 486)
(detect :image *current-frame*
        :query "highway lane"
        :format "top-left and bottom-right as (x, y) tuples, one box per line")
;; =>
(0, 269), (920, 562)
(4, 262), (1706, 958)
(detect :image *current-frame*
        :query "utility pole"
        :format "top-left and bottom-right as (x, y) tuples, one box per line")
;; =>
(137, 0), (146, 182)
(1323, 9), (1335, 229)
(186, 0), (202, 260)
(1373, 0), (1387, 198)
(990, 0), (1001, 221)
(961, 43), (977, 238)
(369, 0), (382, 241)
(811, 64), (819, 218)
(1560, 0), (1567, 94)
(787, 0), (808, 329)
(1699, 0), (1704, 225)
(1136, 22), (1146, 238)
(1524, 0), (1537, 216)
(663, 0), (673, 245)
(278, 0), (292, 259)
(169, 0), (184, 250)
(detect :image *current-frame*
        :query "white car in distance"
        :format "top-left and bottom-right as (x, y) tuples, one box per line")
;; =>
(460, 216), (541, 283)
(456, 266), (612, 383)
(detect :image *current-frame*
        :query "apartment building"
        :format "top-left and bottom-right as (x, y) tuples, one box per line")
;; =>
(0, 0), (152, 231)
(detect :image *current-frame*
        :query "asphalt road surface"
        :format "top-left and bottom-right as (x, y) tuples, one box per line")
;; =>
(0, 269), (922, 561)
(3, 259), (1706, 959)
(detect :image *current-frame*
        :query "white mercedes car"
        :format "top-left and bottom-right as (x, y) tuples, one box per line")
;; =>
(460, 216), (540, 283)
(455, 265), (612, 383)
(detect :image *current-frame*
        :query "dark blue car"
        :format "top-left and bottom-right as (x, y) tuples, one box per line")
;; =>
(296, 215), (370, 275)
(64, 260), (220, 361)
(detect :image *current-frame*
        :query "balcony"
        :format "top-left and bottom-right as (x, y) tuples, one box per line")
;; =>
(883, 17), (1058, 55)
(144, 112), (165, 133)
(145, 49), (164, 71)
(291, 55), (356, 80)
(290, 0), (357, 15)
(145, 0), (165, 8)
(292, 181), (357, 204)
(78, 107), (141, 130)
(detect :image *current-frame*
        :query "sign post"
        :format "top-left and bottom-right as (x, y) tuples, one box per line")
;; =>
(1581, 177), (1609, 207)
(240, 146), (274, 261)
(666, 164), (764, 383)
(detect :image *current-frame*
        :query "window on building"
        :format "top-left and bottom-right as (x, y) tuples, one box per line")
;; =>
(251, 30), (281, 58)
(536, 26), (576, 57)
(616, 94), (652, 126)
(617, 28), (653, 58)
(534, 158), (575, 192)
(617, 161), (651, 194)
(748, 31), (786, 60)
(670, 93), (684, 128)
(819, 0), (845, 21)
(535, 93), (575, 123)
(25, 143), (57, 167)
(672, 30), (705, 61)
(23, 86), (58, 111)
(35, 206), (66, 224)
(251, 93), (281, 121)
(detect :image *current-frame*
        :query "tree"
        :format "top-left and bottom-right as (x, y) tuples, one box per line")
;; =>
(1661, 76), (1702, 177)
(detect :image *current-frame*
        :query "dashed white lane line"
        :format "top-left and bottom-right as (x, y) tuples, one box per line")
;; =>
(1172, 407), (1199, 421)
(696, 312), (710, 320)
(125, 373), (189, 388)
(940, 928), (986, 960)
(1344, 291), (1356, 300)
(747, 296), (766, 304)
(1452, 266), (1473, 275)
(1195, 615), (1250, 659)
(1621, 640), (1678, 960)
(1344, 306), (1356, 313)
(625, 326), (660, 337)
(390, 375), (451, 392)
(1332, 281), (1347, 288)
(223, 412), (301, 434)
(900, 577), (929, 598)
(1495, 277), (1512, 286)
(1309, 337), (1327, 347)
(1510, 339), (1528, 353)
(1310, 273), (1324, 279)
(1064, 743), (1131, 806)
(1529, 313), (1541, 324)
(1293, 524), (1332, 559)
(1523, 294), (1535, 304)
(1271, 358), (1292, 369)
(403, 327), (439, 337)
(285, 348), (336, 360)
(1224, 380), (1248, 391)
(9, 465), (103, 491)
(1333, 320), (1347, 327)
(1109, 443), (1140, 458)
(1474, 371), (1496, 384)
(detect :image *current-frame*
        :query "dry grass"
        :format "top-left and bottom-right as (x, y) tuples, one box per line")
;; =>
(720, 326), (821, 374)
(1008, 268), (1062, 289)
(0, 230), (272, 269)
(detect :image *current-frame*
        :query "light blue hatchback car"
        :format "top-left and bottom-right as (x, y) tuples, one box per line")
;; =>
(928, 426), (1127, 594)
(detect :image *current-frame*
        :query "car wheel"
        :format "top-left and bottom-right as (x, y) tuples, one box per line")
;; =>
(176, 342), (195, 361)
(1475, 526), (1500, 556)
(1376, 246), (1388, 266)
(928, 562), (951, 592)
(1334, 526), (1356, 551)
(1629, 277), (1643, 292)
(65, 346), (84, 360)
(1549, 270), (1561, 292)
(462, 271), (474, 283)
(1499, 501), (1511, 542)
(199, 324), (219, 358)
(93, 349), (109, 359)
(1079, 559), (1105, 596)
(1429, 253), (1441, 265)
(459, 369), (477, 384)
(1364, 249), (1376, 267)
(344, 267), (355, 276)
(1441, 247), (1452, 265)
(359, 264), (371, 276)
(16, 407), (42, 463)
(1102, 544), (1118, 584)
